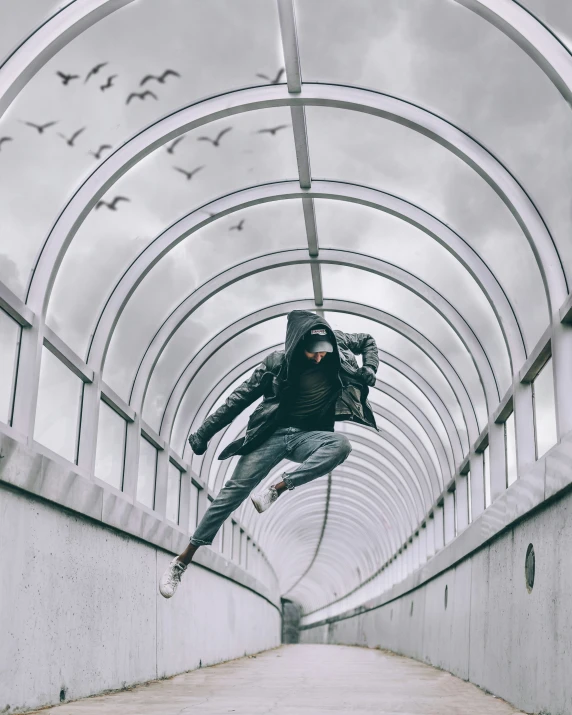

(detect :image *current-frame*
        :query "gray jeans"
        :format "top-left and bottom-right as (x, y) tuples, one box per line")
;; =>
(190, 427), (352, 546)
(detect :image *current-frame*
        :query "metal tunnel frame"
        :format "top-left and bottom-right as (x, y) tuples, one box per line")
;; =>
(1, 0), (572, 618)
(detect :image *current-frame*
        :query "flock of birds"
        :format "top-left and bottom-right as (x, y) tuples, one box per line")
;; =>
(0, 63), (289, 232)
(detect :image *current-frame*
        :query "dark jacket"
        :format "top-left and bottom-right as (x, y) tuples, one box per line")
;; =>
(196, 310), (379, 460)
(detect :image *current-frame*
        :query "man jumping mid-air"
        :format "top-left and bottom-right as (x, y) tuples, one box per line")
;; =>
(159, 309), (379, 598)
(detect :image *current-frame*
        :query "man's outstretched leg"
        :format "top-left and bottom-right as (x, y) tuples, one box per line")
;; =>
(251, 430), (352, 510)
(159, 430), (288, 598)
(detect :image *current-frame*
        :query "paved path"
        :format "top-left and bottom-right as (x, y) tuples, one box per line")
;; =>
(29, 644), (524, 714)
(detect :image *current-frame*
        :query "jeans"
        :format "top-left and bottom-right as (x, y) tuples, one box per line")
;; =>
(190, 427), (352, 546)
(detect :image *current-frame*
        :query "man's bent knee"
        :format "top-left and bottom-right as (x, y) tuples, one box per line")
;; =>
(332, 434), (352, 460)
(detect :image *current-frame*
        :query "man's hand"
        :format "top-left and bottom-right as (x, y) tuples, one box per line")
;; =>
(188, 432), (208, 455)
(355, 366), (377, 387)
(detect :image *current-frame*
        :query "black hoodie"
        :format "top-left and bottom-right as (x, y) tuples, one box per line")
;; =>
(195, 310), (379, 460)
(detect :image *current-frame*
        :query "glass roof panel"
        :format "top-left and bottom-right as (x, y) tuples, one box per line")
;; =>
(518, 1), (572, 52)
(321, 265), (487, 430)
(324, 311), (470, 452)
(306, 108), (549, 351)
(367, 390), (441, 480)
(48, 189), (303, 357)
(1, 0), (285, 300)
(380, 364), (456, 471)
(0, 0), (63, 59)
(105, 264), (313, 403)
(296, 0), (572, 279)
(315, 199), (511, 394)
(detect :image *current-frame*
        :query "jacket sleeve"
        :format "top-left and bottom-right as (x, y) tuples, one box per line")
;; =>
(195, 359), (270, 442)
(342, 331), (379, 373)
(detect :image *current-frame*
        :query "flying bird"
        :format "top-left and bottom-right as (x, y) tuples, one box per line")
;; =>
(166, 136), (185, 154)
(256, 124), (289, 136)
(85, 62), (108, 83)
(256, 68), (285, 85)
(197, 127), (232, 147)
(20, 120), (58, 134)
(229, 219), (245, 232)
(0, 137), (13, 151)
(58, 127), (86, 147)
(100, 75), (117, 91)
(89, 144), (112, 160)
(95, 196), (130, 211)
(126, 90), (157, 105)
(174, 165), (204, 181)
(56, 71), (80, 86)
(140, 69), (180, 86)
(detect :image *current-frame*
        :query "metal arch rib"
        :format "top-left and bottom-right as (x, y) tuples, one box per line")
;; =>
(87, 181), (525, 380)
(128, 250), (497, 421)
(23, 84), (565, 316)
(2, 0), (572, 137)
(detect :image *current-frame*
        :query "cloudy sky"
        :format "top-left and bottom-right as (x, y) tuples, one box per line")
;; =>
(0, 0), (568, 608)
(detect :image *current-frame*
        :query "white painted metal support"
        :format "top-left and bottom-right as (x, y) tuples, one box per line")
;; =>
(291, 106), (311, 188)
(419, 523), (427, 565)
(551, 318), (572, 439)
(178, 468), (191, 532)
(276, 0), (324, 314)
(76, 377), (102, 476)
(154, 448), (170, 519)
(43, 326), (94, 383)
(455, 473), (469, 533)
(434, 504), (445, 552)
(488, 419), (507, 503)
(443, 491), (455, 545)
(0, 282), (33, 326)
(513, 380), (536, 472)
(302, 197), (319, 255)
(470, 450), (486, 520)
(10, 321), (43, 445)
(310, 262), (324, 305)
(122, 416), (141, 501)
(426, 514), (436, 559)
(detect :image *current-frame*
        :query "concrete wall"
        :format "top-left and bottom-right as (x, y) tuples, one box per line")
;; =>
(300, 485), (572, 715)
(0, 485), (281, 713)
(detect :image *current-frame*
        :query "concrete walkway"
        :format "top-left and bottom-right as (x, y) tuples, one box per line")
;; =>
(29, 645), (525, 714)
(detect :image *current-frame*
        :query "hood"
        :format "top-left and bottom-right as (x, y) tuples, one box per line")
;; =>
(284, 310), (339, 377)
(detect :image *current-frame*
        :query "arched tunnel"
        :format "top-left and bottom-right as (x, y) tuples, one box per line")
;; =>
(1, 1), (572, 713)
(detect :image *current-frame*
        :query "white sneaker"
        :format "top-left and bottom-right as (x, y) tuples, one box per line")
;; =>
(159, 558), (187, 598)
(251, 485), (280, 514)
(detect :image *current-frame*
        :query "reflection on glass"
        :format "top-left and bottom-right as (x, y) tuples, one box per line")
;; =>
(189, 481), (200, 532)
(533, 358), (558, 459)
(505, 411), (518, 486)
(34, 348), (81, 462)
(0, 309), (20, 425)
(137, 437), (157, 508)
(166, 462), (182, 524)
(95, 401), (126, 489)
(483, 446), (491, 508)
(0, 0), (65, 59)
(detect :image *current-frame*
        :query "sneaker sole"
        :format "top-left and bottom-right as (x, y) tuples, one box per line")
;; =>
(251, 495), (264, 513)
